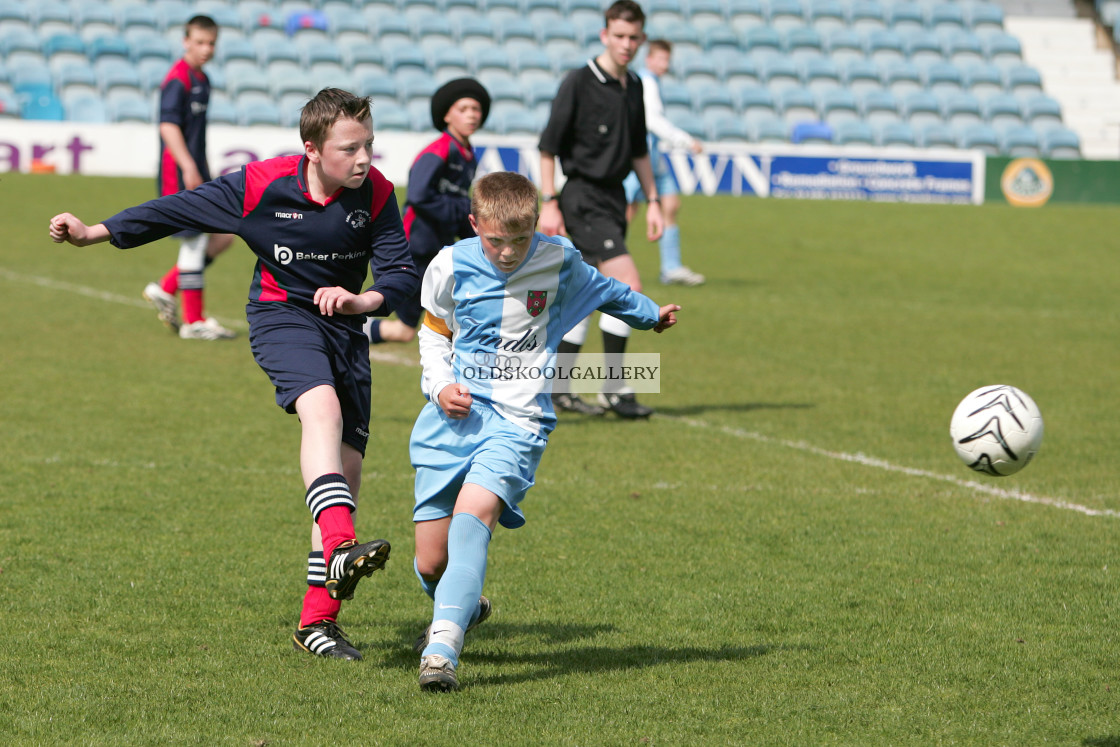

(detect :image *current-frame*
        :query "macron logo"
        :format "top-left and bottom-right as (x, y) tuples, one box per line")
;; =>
(274, 211), (304, 220)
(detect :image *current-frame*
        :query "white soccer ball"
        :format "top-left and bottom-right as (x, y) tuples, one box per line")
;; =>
(949, 385), (1044, 476)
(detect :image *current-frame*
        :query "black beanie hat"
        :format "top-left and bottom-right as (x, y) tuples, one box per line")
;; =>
(430, 77), (491, 131)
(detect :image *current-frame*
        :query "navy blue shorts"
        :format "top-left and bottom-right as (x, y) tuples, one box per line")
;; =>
(247, 301), (371, 455)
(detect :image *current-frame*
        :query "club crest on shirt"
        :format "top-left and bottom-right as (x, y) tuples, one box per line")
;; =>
(346, 209), (370, 229)
(526, 290), (547, 317)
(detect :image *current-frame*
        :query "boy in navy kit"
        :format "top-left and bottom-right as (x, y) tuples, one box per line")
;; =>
(366, 78), (490, 345)
(408, 171), (679, 691)
(142, 14), (237, 340)
(50, 88), (420, 661)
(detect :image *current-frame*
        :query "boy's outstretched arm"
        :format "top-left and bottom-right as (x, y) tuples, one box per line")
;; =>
(49, 214), (111, 247)
(654, 304), (680, 333)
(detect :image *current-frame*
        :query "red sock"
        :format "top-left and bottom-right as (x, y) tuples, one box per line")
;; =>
(181, 288), (204, 324)
(159, 266), (179, 295)
(318, 505), (356, 561)
(300, 585), (342, 628)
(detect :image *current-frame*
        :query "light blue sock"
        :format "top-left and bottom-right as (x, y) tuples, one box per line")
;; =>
(659, 224), (683, 275)
(414, 557), (438, 600)
(422, 513), (491, 666)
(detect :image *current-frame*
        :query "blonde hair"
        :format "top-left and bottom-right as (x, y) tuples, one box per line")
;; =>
(300, 88), (372, 150)
(471, 172), (540, 231)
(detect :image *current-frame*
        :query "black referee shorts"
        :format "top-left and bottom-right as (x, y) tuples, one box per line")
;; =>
(559, 177), (629, 266)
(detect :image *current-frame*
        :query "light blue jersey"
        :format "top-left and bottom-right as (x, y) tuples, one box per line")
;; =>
(417, 232), (660, 437)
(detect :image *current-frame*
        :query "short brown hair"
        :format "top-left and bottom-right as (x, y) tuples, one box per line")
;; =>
(471, 172), (540, 231)
(604, 0), (646, 26)
(300, 88), (372, 149)
(185, 15), (218, 36)
(648, 38), (672, 55)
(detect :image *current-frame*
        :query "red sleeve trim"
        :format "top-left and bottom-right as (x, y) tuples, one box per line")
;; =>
(243, 155), (302, 217)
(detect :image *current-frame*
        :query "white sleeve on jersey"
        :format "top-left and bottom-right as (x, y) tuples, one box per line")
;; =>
(641, 73), (697, 151)
(418, 249), (459, 403)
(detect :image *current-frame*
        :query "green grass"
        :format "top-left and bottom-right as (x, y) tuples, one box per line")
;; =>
(2, 173), (1118, 745)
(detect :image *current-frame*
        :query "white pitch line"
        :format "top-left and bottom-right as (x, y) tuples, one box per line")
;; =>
(669, 416), (1120, 520)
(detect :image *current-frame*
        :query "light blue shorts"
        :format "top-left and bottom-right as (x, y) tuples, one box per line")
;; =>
(623, 154), (680, 204)
(410, 400), (547, 529)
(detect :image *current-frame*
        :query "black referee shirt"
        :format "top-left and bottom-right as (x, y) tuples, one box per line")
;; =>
(538, 58), (649, 187)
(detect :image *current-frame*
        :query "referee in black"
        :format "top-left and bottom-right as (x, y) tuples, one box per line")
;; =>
(538, 0), (665, 419)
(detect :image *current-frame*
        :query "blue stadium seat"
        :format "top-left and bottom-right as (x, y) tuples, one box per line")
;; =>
(1041, 127), (1081, 159)
(779, 86), (819, 125)
(0, 88), (20, 117)
(491, 108), (543, 135)
(131, 36), (175, 65)
(999, 124), (1041, 156)
(943, 29), (985, 68)
(703, 25), (741, 54)
(525, 0), (564, 24)
(826, 27), (864, 65)
(98, 61), (145, 99)
(922, 60), (964, 96)
(917, 122), (956, 148)
(386, 45), (428, 76)
(456, 15), (496, 54)
(0, 28), (43, 70)
(43, 32), (86, 70)
(722, 55), (760, 87)
(761, 55), (801, 91)
(471, 46), (513, 77)
(326, 12), (371, 47)
(818, 87), (860, 125)
(982, 92), (1024, 133)
(119, 5), (161, 37)
(526, 78), (558, 116)
(784, 26), (824, 62)
(355, 74), (398, 101)
(743, 25), (782, 58)
(736, 84), (778, 123)
(108, 96), (152, 124)
(258, 38), (303, 73)
(270, 69), (317, 99)
(861, 88), (901, 128)
(984, 32), (1022, 68)
(661, 23), (704, 60)
(887, 2), (925, 34)
(808, 0), (847, 33)
(151, 0), (194, 34)
(218, 37), (258, 66)
(848, 0), (887, 33)
(707, 113), (751, 141)
(485, 0), (522, 22)
(681, 55), (721, 86)
(304, 41), (346, 75)
(398, 75), (438, 107)
(16, 84), (64, 120)
(659, 79), (693, 119)
(138, 57), (171, 92)
(342, 42), (385, 77)
(749, 114), (788, 142)
(1024, 94), (1063, 133)
(876, 121), (916, 147)
(75, 2), (117, 41)
(431, 46), (471, 82)
(833, 120), (875, 145)
(955, 122), (999, 154)
(842, 57), (882, 96)
(884, 59), (923, 98)
(648, 0), (686, 28)
(240, 100), (284, 127)
(864, 29), (906, 66)
(801, 56), (842, 93)
(0, 0), (32, 35)
(688, 0), (727, 29)
(903, 29), (944, 69)
(207, 97), (239, 125)
(538, 18), (580, 58)
(415, 14), (455, 51)
(1003, 64), (1043, 97)
(673, 110), (709, 139)
(56, 62), (99, 100)
(766, 0), (805, 31)
(927, 3), (966, 32)
(33, 2), (73, 37)
(61, 91), (107, 123)
(903, 89), (942, 131)
(941, 90), (983, 129)
(497, 15), (538, 52)
(967, 2), (1005, 34)
(485, 74), (523, 104)
(374, 15), (413, 48)
(728, 0), (766, 32)
(694, 84), (737, 117)
(962, 62), (1004, 100)
(89, 36), (132, 64)
(791, 120), (834, 143)
(228, 69), (271, 99)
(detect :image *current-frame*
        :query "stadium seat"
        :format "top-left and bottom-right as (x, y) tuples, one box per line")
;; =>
(848, 0), (888, 33)
(386, 45), (428, 77)
(647, 0), (686, 28)
(999, 124), (1041, 156)
(749, 114), (788, 142)
(662, 23), (704, 59)
(538, 18), (580, 58)
(98, 62), (145, 99)
(89, 36), (133, 65)
(56, 62), (99, 100)
(761, 55), (801, 92)
(766, 0), (805, 31)
(0, 88), (20, 117)
(240, 100), (284, 127)
(496, 15), (538, 54)
(343, 42), (386, 78)
(119, 5), (161, 37)
(927, 3), (966, 33)
(917, 122), (956, 148)
(967, 2), (1005, 33)
(491, 108), (543, 135)
(207, 97), (239, 125)
(374, 15), (412, 48)
(681, 55), (721, 87)
(842, 57), (882, 97)
(922, 60), (964, 96)
(801, 56), (842, 94)
(826, 28), (864, 66)
(962, 62), (1004, 100)
(876, 121), (916, 147)
(728, 0), (766, 32)
(355, 73), (398, 102)
(1004, 64), (1043, 97)
(983, 32), (1023, 68)
(694, 84), (737, 117)
(778, 86), (818, 125)
(75, 2), (117, 41)
(414, 14), (455, 52)
(703, 25), (741, 54)
(432, 46), (471, 82)
(526, 78), (558, 117)
(131, 36), (175, 66)
(565, 0), (604, 26)
(484, 73), (523, 106)
(471, 46), (513, 77)
(270, 69), (317, 100)
(808, 0), (847, 34)
(32, 2), (73, 37)
(982, 92), (1025, 133)
(672, 110), (708, 139)
(884, 59), (923, 98)
(744, 25), (783, 58)
(864, 29), (906, 66)
(784, 26), (824, 63)
(0, 28), (43, 70)
(1041, 127), (1081, 159)
(861, 88), (901, 128)
(138, 57), (171, 92)
(708, 113), (751, 141)
(218, 37), (259, 67)
(526, 0), (564, 24)
(903, 89), (942, 131)
(398, 75), (438, 107)
(903, 29), (944, 69)
(660, 80), (693, 119)
(833, 120), (875, 145)
(818, 87), (860, 126)
(941, 90), (983, 129)
(791, 120), (834, 143)
(0, 0), (32, 35)
(107, 96), (152, 124)
(955, 122), (999, 154)
(485, 0), (522, 22)
(887, 2), (925, 35)
(304, 41), (346, 78)
(943, 29), (985, 68)
(16, 84), (64, 120)
(228, 68), (272, 99)
(722, 56), (760, 87)
(736, 84), (778, 123)
(61, 90), (106, 122)
(43, 32), (86, 71)
(1024, 94), (1063, 133)
(327, 13), (372, 48)
(688, 0), (726, 29)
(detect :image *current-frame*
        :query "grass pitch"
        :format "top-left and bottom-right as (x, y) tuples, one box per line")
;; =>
(2, 172), (1118, 745)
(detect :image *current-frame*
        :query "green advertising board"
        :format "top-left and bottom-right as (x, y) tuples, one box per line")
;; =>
(985, 156), (1120, 206)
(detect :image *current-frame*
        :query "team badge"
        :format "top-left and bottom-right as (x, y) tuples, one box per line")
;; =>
(346, 209), (370, 229)
(526, 290), (547, 317)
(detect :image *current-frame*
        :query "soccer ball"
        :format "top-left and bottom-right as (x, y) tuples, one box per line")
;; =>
(949, 385), (1044, 476)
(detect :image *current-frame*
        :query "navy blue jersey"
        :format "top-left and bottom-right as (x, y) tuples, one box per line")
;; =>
(104, 155), (419, 317)
(403, 131), (476, 260)
(158, 58), (210, 196)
